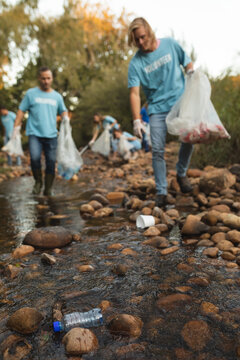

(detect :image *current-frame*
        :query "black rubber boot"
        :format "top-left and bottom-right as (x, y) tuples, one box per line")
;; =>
(43, 173), (55, 196)
(177, 175), (192, 193)
(155, 194), (167, 208)
(32, 169), (43, 195)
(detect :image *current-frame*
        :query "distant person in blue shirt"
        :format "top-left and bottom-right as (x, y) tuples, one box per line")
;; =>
(0, 106), (22, 166)
(89, 113), (118, 146)
(112, 127), (141, 161)
(128, 17), (194, 207)
(13, 66), (69, 196)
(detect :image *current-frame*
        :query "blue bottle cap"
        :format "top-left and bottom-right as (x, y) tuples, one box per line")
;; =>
(53, 321), (62, 332)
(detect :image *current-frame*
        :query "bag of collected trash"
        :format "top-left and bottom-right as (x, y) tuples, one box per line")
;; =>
(57, 118), (83, 180)
(117, 134), (134, 157)
(91, 125), (111, 157)
(1, 126), (24, 157)
(166, 68), (230, 144)
(144, 123), (151, 146)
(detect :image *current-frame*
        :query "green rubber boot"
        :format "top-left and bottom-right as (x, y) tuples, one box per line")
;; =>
(43, 173), (55, 196)
(32, 169), (43, 195)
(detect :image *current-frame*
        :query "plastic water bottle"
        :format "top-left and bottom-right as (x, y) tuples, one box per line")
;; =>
(53, 308), (103, 332)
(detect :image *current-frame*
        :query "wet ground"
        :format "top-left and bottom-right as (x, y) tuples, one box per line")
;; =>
(1, 155), (240, 359)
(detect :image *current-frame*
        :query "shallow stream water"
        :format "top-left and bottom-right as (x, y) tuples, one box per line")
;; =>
(1, 174), (240, 359)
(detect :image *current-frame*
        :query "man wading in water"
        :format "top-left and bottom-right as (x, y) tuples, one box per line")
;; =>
(127, 17), (194, 207)
(13, 67), (69, 196)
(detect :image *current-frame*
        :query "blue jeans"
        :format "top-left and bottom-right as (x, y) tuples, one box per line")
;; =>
(150, 113), (193, 195)
(28, 135), (57, 175)
(4, 135), (21, 166)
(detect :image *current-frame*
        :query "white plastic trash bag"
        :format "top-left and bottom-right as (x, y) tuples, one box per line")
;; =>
(91, 125), (111, 157)
(166, 68), (230, 144)
(117, 134), (134, 157)
(1, 126), (24, 157)
(144, 123), (151, 147)
(57, 118), (83, 180)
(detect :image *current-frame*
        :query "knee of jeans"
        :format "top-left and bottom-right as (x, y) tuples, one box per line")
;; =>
(152, 148), (165, 160)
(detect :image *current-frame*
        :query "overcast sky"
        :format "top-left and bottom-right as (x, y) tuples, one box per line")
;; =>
(10, 0), (240, 78)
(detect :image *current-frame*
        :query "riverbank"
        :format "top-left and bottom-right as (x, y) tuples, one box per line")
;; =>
(1, 143), (240, 359)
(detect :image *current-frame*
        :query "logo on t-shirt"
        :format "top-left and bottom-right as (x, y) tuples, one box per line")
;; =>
(144, 54), (172, 74)
(35, 97), (57, 106)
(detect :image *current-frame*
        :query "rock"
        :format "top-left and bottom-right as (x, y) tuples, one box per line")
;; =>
(41, 253), (57, 265)
(89, 193), (109, 206)
(165, 208), (179, 219)
(76, 265), (94, 272)
(203, 247), (219, 258)
(106, 192), (125, 203)
(201, 212), (218, 226)
(143, 236), (169, 249)
(211, 232), (226, 243)
(187, 168), (203, 177)
(196, 193), (208, 206)
(181, 320), (211, 351)
(12, 245), (35, 259)
(112, 264), (128, 276)
(216, 239), (234, 251)
(4, 264), (22, 279)
(107, 243), (123, 250)
(0, 334), (32, 360)
(62, 328), (98, 355)
(181, 215), (209, 235)
(211, 204), (231, 213)
(7, 307), (43, 334)
(107, 314), (143, 337)
(80, 204), (95, 214)
(221, 251), (236, 261)
(187, 277), (210, 287)
(227, 230), (240, 244)
(143, 226), (160, 237)
(160, 246), (179, 255)
(141, 207), (152, 215)
(129, 211), (141, 222)
(131, 198), (143, 210)
(157, 294), (192, 311)
(93, 207), (113, 218)
(121, 248), (137, 256)
(200, 301), (219, 316)
(99, 300), (111, 312)
(197, 239), (214, 247)
(199, 168), (236, 194)
(88, 200), (103, 210)
(219, 213), (240, 229)
(23, 226), (72, 249)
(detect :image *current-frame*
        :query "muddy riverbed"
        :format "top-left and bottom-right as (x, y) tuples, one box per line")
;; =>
(1, 146), (240, 359)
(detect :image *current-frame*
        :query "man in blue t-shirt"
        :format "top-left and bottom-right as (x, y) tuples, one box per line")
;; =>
(128, 17), (194, 207)
(0, 106), (21, 166)
(13, 66), (68, 196)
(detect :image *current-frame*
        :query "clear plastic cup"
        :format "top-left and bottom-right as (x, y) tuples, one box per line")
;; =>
(136, 215), (155, 229)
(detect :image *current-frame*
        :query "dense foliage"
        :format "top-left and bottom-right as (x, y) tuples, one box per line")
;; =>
(0, 0), (239, 167)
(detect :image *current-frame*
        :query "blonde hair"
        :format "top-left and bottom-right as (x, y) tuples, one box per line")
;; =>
(128, 17), (156, 47)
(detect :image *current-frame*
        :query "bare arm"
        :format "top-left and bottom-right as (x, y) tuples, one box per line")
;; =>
(91, 127), (100, 142)
(184, 62), (194, 74)
(129, 86), (141, 121)
(61, 111), (69, 120)
(14, 109), (25, 127)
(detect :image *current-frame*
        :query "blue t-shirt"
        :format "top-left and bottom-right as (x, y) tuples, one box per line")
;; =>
(103, 115), (116, 129)
(19, 87), (67, 138)
(1, 111), (16, 137)
(123, 131), (142, 150)
(128, 38), (191, 115)
(140, 107), (149, 123)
